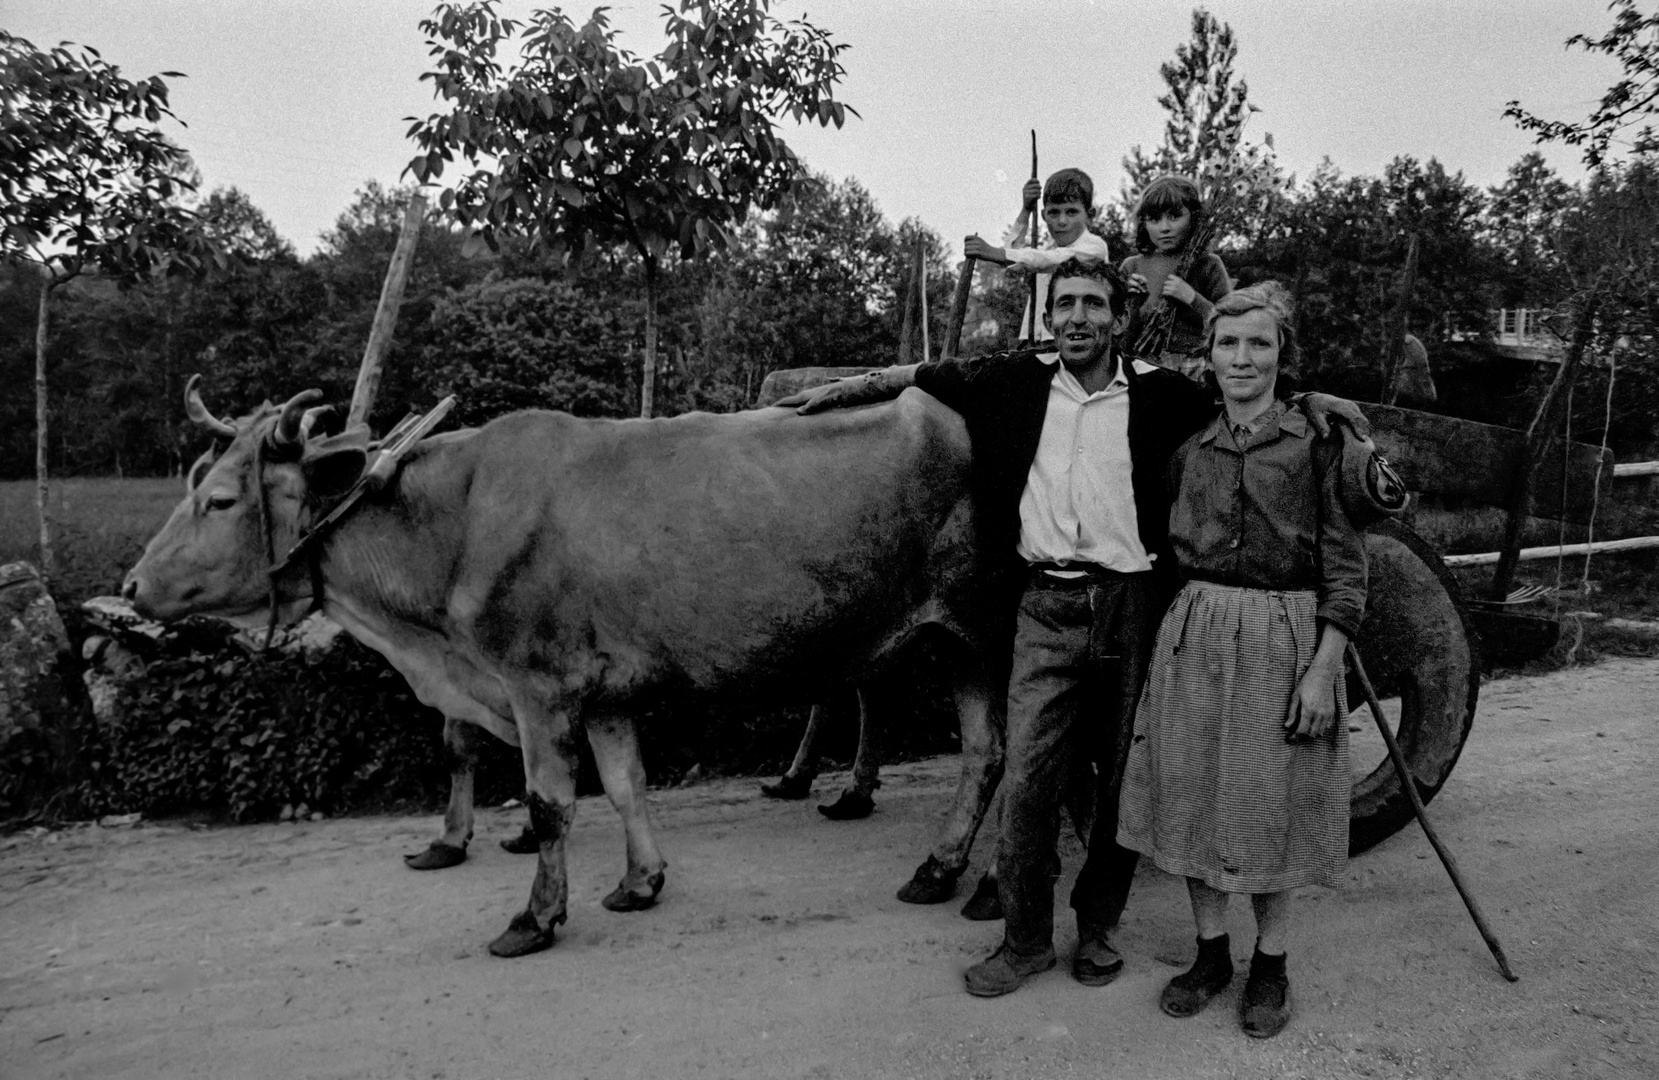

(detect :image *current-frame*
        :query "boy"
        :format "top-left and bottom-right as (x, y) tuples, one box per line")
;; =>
(964, 168), (1111, 343)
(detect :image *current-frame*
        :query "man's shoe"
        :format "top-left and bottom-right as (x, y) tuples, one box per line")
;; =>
(964, 944), (1057, 998)
(1239, 950), (1291, 1038)
(1072, 935), (1124, 987)
(1159, 933), (1234, 1018)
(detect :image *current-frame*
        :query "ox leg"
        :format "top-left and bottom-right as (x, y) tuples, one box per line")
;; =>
(818, 689), (879, 820)
(405, 716), (476, 871)
(488, 704), (577, 959)
(898, 665), (1005, 905)
(586, 714), (668, 912)
(760, 702), (827, 800)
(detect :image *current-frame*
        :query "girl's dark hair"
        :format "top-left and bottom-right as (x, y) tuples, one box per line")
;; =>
(1200, 281), (1302, 397)
(1132, 175), (1207, 255)
(1043, 168), (1096, 214)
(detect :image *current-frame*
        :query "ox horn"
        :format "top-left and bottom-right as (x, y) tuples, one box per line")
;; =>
(273, 389), (325, 446)
(299, 404), (334, 442)
(184, 374), (237, 438)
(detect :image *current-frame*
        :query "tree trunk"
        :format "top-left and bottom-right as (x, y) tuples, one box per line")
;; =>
(34, 271), (54, 579)
(640, 257), (658, 419)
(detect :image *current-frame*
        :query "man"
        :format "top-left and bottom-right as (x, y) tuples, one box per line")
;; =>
(785, 259), (1363, 998)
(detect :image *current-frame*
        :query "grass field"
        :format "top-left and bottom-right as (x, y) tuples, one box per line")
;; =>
(0, 477), (182, 603)
(3, 474), (1653, 662)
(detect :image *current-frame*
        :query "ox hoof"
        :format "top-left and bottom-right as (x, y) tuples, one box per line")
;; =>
(602, 871), (666, 913)
(487, 909), (562, 958)
(960, 872), (1004, 922)
(896, 854), (963, 905)
(760, 774), (814, 800)
(499, 827), (539, 855)
(403, 841), (468, 871)
(817, 790), (874, 820)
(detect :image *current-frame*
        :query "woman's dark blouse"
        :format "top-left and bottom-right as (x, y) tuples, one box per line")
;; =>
(1167, 403), (1368, 640)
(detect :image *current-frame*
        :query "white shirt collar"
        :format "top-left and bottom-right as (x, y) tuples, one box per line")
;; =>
(1037, 351), (1130, 392)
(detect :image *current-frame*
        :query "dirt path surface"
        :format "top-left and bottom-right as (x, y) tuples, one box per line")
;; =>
(3, 659), (1657, 1080)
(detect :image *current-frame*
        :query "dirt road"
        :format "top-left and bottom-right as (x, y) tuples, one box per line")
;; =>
(3, 659), (1656, 1080)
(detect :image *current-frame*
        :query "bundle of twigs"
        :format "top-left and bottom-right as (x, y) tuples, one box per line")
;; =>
(1130, 209), (1220, 358)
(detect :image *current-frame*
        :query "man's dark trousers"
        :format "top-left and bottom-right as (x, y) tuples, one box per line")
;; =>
(995, 566), (1159, 958)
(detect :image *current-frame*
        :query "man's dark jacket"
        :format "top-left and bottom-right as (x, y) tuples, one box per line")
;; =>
(913, 347), (1216, 604)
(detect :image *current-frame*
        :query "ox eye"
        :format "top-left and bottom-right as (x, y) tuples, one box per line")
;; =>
(205, 494), (239, 512)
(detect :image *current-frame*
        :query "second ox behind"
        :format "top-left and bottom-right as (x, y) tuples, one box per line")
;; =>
(124, 381), (1007, 957)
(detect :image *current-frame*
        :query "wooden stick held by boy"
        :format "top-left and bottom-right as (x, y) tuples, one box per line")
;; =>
(963, 165), (1110, 346)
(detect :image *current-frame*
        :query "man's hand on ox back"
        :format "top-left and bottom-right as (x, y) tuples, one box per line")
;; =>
(776, 368), (912, 415)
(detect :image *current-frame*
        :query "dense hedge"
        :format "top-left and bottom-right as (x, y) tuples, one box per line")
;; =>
(13, 618), (962, 825)
(64, 623), (479, 822)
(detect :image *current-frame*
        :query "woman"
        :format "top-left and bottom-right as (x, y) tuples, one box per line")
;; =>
(1116, 282), (1366, 1039)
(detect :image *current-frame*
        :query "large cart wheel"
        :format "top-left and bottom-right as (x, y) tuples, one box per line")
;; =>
(1347, 521), (1481, 854)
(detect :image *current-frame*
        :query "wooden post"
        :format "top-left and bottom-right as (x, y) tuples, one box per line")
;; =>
(1381, 232), (1419, 405)
(348, 193), (427, 430)
(897, 246), (918, 365)
(1488, 294), (1600, 601)
(942, 257), (976, 360)
(916, 234), (931, 363)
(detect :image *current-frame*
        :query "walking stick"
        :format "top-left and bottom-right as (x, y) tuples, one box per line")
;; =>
(1024, 129), (1038, 343)
(1345, 644), (1519, 982)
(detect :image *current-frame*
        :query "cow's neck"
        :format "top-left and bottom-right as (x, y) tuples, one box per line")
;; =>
(310, 444), (468, 642)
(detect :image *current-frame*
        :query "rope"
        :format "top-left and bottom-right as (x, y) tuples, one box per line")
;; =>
(1582, 348), (1618, 594)
(1553, 383), (1572, 620)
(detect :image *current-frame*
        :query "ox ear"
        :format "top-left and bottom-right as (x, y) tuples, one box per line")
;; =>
(299, 427), (369, 501)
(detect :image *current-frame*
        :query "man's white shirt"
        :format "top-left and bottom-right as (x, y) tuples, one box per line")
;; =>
(1016, 353), (1151, 572)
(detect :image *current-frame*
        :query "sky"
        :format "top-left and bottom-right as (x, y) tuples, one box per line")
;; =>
(7, 0), (1627, 257)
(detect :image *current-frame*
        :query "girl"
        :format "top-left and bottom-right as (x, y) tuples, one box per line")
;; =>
(1116, 283), (1366, 1039)
(1121, 175), (1232, 379)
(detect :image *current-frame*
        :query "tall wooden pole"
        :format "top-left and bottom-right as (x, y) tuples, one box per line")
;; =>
(349, 193), (426, 430)
(917, 234), (931, 363)
(942, 257), (976, 360)
(898, 246), (918, 365)
(1488, 293), (1600, 601)
(1381, 232), (1420, 405)
(1025, 130), (1039, 343)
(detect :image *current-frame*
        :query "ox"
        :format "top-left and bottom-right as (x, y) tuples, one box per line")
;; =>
(125, 382), (1005, 956)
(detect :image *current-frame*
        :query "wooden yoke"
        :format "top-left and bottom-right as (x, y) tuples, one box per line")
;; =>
(348, 193), (427, 430)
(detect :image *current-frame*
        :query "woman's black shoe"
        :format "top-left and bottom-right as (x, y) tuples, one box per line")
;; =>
(1159, 933), (1233, 1018)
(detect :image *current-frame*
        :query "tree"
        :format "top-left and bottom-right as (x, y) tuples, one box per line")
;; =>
(1484, 152), (1578, 306)
(0, 30), (215, 576)
(1506, 4), (1659, 455)
(1505, 0), (1659, 168)
(1227, 157), (1504, 398)
(1119, 8), (1287, 247)
(406, 0), (854, 417)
